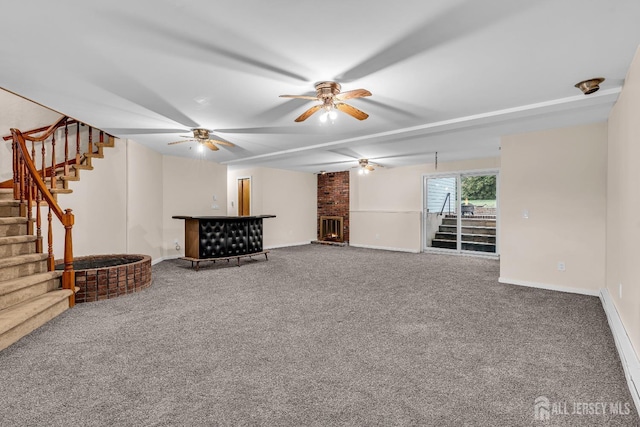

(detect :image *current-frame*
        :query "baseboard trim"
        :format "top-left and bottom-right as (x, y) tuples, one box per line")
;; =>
(152, 254), (182, 265)
(265, 241), (314, 250)
(348, 243), (420, 253)
(498, 277), (600, 296)
(600, 288), (640, 412)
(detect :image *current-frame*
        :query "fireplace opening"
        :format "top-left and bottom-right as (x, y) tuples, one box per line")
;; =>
(319, 216), (344, 242)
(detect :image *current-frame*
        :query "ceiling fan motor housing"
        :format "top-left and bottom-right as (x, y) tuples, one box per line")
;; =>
(192, 128), (210, 140)
(315, 81), (342, 99)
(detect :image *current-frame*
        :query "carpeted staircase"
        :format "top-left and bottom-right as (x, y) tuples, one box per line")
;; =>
(0, 134), (115, 351)
(0, 188), (72, 351)
(431, 215), (497, 253)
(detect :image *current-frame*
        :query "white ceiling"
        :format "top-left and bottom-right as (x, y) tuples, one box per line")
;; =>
(1, 0), (639, 173)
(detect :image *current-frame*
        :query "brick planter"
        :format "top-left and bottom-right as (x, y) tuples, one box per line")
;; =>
(56, 254), (152, 303)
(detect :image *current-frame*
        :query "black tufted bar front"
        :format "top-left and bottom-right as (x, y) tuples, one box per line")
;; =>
(173, 215), (276, 265)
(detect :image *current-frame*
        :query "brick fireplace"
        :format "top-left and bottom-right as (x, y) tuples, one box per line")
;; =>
(317, 171), (349, 242)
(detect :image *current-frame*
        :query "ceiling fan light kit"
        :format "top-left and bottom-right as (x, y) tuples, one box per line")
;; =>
(280, 81), (372, 122)
(356, 158), (381, 175)
(574, 77), (605, 95)
(167, 128), (235, 152)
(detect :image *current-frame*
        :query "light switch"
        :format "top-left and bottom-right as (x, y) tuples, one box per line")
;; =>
(522, 209), (529, 219)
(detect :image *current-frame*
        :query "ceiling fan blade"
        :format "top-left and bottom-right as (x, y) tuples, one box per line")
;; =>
(335, 103), (369, 120)
(365, 165), (375, 171)
(204, 141), (219, 151)
(295, 105), (323, 122)
(335, 89), (372, 101)
(168, 140), (193, 145)
(279, 95), (319, 100)
(208, 138), (234, 147)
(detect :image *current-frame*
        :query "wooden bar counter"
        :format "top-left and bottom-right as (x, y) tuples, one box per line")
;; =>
(172, 215), (276, 270)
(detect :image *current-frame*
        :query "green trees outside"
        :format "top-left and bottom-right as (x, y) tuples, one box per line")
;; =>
(462, 175), (496, 201)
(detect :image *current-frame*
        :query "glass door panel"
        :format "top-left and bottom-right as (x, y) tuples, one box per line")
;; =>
(424, 176), (458, 251)
(460, 174), (497, 253)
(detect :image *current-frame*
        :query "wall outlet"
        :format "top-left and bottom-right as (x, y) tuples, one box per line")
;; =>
(522, 209), (529, 219)
(211, 204), (219, 210)
(375, 233), (380, 240)
(557, 262), (565, 271)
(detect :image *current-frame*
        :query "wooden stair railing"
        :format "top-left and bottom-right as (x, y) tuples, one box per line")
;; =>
(7, 116), (115, 308)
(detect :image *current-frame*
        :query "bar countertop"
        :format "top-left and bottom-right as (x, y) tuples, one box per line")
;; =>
(172, 215), (276, 220)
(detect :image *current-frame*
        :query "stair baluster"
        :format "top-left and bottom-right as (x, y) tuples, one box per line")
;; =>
(12, 138), (18, 199)
(75, 122), (80, 165)
(88, 127), (92, 156)
(47, 208), (53, 271)
(18, 156), (25, 213)
(64, 122), (69, 177)
(35, 188), (42, 254)
(26, 174), (33, 236)
(41, 138), (46, 185)
(50, 132), (56, 191)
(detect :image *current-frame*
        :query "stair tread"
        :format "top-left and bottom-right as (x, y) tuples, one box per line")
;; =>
(0, 253), (48, 269)
(440, 225), (496, 230)
(0, 289), (72, 336)
(0, 217), (27, 225)
(0, 235), (36, 245)
(72, 164), (93, 170)
(0, 271), (62, 297)
(59, 175), (80, 181)
(49, 188), (73, 194)
(433, 239), (495, 245)
(0, 200), (19, 207)
(435, 232), (496, 237)
(85, 153), (104, 158)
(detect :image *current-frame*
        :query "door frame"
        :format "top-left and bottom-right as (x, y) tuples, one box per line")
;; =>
(422, 168), (500, 256)
(237, 176), (252, 216)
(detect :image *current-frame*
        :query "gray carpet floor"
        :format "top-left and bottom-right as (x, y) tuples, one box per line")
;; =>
(0, 244), (637, 426)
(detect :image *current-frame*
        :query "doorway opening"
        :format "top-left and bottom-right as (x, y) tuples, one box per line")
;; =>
(423, 171), (498, 255)
(237, 177), (251, 216)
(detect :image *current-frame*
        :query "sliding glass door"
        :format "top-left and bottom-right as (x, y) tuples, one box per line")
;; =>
(423, 171), (498, 254)
(424, 175), (458, 250)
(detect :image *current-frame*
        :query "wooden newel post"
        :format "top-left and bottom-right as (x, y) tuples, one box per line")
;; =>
(62, 209), (75, 307)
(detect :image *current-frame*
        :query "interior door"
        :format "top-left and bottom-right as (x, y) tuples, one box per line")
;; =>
(237, 178), (251, 216)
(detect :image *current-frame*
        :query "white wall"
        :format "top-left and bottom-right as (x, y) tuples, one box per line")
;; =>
(349, 158), (500, 252)
(127, 141), (164, 260)
(607, 46), (640, 355)
(162, 155), (228, 258)
(0, 89), (61, 182)
(227, 167), (316, 248)
(499, 122), (607, 294)
(51, 138), (128, 257)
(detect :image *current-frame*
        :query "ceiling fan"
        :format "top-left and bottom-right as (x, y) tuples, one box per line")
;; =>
(167, 128), (235, 151)
(354, 158), (383, 175)
(280, 81), (372, 122)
